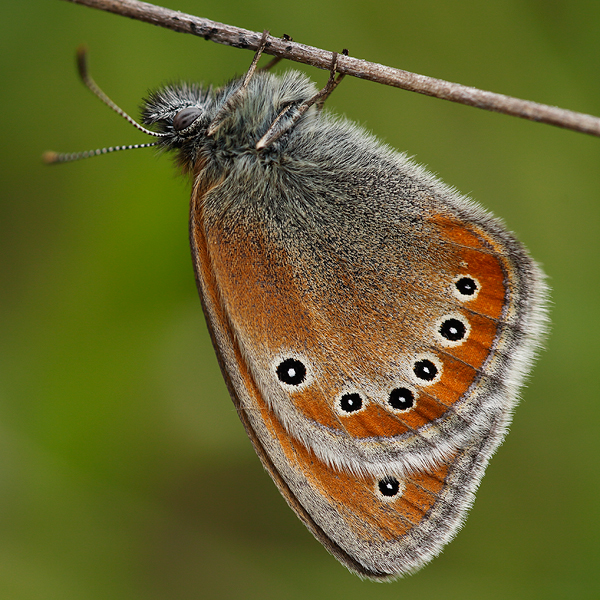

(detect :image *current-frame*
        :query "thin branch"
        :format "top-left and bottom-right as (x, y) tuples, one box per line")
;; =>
(64, 0), (600, 138)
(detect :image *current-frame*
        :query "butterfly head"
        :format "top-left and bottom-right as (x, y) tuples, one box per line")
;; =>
(141, 82), (216, 172)
(141, 72), (319, 174)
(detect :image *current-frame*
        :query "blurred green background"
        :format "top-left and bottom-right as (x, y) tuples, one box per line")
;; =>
(1, 0), (599, 598)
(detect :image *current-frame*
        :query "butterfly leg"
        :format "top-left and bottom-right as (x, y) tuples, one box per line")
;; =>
(207, 30), (271, 136)
(256, 50), (347, 149)
(315, 49), (348, 109)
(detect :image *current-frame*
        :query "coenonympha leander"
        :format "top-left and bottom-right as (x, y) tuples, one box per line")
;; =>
(46, 37), (548, 580)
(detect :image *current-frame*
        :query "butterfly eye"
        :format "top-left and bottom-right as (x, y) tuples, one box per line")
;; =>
(339, 392), (363, 413)
(377, 476), (403, 499)
(388, 387), (415, 411)
(454, 276), (479, 298)
(173, 107), (202, 132)
(276, 358), (306, 386)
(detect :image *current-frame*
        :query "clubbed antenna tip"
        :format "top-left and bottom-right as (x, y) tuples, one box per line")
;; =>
(42, 151), (60, 164)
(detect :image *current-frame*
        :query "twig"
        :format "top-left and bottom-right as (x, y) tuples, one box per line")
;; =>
(63, 0), (600, 138)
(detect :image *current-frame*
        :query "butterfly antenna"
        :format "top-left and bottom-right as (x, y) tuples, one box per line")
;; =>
(43, 46), (166, 165)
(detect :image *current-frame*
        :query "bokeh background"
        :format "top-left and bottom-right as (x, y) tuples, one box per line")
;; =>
(2, 0), (599, 598)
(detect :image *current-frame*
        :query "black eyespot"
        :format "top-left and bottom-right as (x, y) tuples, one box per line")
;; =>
(439, 318), (466, 341)
(455, 277), (478, 296)
(414, 359), (438, 381)
(388, 387), (414, 411)
(378, 476), (400, 497)
(173, 107), (202, 132)
(340, 393), (363, 413)
(276, 358), (306, 386)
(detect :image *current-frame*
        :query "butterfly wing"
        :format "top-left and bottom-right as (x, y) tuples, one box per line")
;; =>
(191, 194), (506, 577)
(189, 135), (547, 479)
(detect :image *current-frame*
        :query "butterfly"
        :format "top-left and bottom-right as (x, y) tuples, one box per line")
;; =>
(46, 35), (548, 580)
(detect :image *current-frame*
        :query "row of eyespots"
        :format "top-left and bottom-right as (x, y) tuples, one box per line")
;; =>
(276, 359), (421, 414)
(276, 341), (461, 413)
(275, 276), (478, 405)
